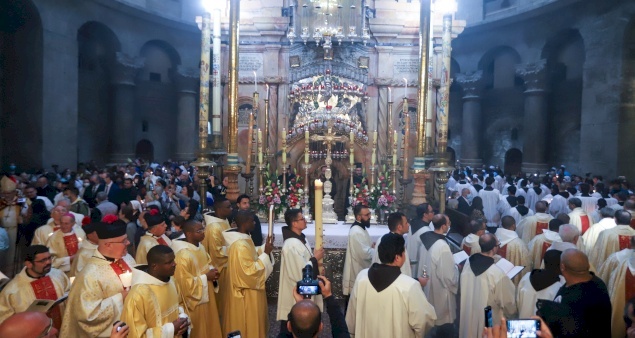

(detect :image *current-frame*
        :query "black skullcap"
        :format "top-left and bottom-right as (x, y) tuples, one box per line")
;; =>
(144, 209), (164, 228)
(95, 220), (127, 239)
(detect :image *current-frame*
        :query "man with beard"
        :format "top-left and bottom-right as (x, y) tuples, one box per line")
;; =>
(343, 204), (374, 314)
(0, 245), (70, 329)
(121, 245), (189, 338)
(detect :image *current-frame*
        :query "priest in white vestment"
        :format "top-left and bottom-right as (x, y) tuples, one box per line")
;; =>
(607, 249), (635, 338)
(459, 234), (517, 338)
(528, 219), (564, 270)
(581, 207), (616, 254)
(417, 215), (459, 336)
(495, 216), (531, 284)
(503, 196), (534, 228)
(46, 213), (86, 275)
(346, 233), (436, 338)
(373, 212), (412, 276)
(478, 177), (501, 227)
(32, 205), (66, 246)
(461, 219), (486, 256)
(590, 210), (635, 271)
(578, 183), (599, 215)
(517, 201), (553, 243)
(548, 192), (570, 218)
(343, 205), (374, 312)
(516, 250), (564, 318)
(135, 209), (172, 264)
(526, 182), (547, 213)
(70, 220), (99, 276)
(60, 220), (137, 337)
(0, 245), (70, 327)
(597, 236), (633, 284)
(567, 198), (593, 235)
(276, 209), (324, 332)
(407, 203), (434, 271)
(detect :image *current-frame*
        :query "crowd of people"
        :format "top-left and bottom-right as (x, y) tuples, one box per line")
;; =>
(0, 161), (633, 338)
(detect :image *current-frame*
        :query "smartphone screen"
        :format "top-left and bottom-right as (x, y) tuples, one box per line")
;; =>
(506, 319), (540, 338)
(484, 306), (493, 328)
(298, 285), (319, 295)
(227, 331), (242, 338)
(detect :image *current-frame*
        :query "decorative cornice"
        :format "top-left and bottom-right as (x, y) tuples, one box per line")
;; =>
(174, 66), (199, 93)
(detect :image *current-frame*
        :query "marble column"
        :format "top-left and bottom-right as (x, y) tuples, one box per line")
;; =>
(110, 52), (144, 163)
(266, 76), (282, 170)
(174, 66), (199, 161)
(516, 60), (549, 173)
(456, 70), (485, 168)
(374, 78), (392, 164)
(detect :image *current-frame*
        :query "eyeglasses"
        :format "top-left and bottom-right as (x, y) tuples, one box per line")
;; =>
(293, 218), (306, 223)
(108, 238), (131, 245)
(33, 256), (53, 264)
(38, 318), (53, 338)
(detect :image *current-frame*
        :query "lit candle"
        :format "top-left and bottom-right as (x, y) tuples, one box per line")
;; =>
(245, 112), (254, 172)
(258, 129), (263, 164)
(388, 87), (392, 102)
(314, 179), (323, 262)
(404, 78), (408, 98)
(119, 271), (132, 289)
(254, 71), (258, 93)
(208, 122), (211, 135)
(305, 130), (310, 164)
(268, 204), (274, 238)
(282, 128), (287, 164)
(393, 131), (398, 166)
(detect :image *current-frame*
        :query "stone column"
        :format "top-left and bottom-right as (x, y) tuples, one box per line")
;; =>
(456, 70), (485, 168)
(265, 76), (282, 170)
(374, 78), (392, 164)
(516, 60), (549, 173)
(110, 52), (144, 163)
(174, 66), (199, 161)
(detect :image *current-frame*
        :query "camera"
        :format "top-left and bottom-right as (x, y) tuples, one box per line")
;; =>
(296, 264), (320, 296)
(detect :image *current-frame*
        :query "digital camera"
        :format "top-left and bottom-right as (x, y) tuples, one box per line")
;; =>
(296, 264), (320, 296)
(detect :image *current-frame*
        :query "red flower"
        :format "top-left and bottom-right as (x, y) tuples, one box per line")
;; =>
(102, 214), (119, 224)
(81, 216), (91, 226)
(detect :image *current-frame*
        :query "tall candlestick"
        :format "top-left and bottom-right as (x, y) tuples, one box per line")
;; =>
(254, 71), (257, 93)
(268, 204), (274, 238)
(246, 112), (254, 173)
(282, 128), (287, 164)
(404, 78), (408, 98)
(314, 179), (323, 261)
(350, 130), (355, 165)
(388, 87), (392, 102)
(258, 129), (263, 164)
(304, 130), (310, 164)
(393, 130), (398, 166)
(404, 113), (410, 180)
(371, 131), (377, 166)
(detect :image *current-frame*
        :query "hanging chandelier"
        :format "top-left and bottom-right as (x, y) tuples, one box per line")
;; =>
(287, 0), (371, 48)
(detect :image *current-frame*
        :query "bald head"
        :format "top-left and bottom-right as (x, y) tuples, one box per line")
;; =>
(288, 300), (322, 338)
(0, 311), (56, 337)
(479, 233), (498, 253)
(560, 249), (590, 276)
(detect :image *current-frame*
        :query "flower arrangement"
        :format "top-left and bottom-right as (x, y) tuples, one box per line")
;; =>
(286, 177), (305, 209)
(368, 170), (396, 211)
(351, 182), (370, 207)
(257, 171), (285, 216)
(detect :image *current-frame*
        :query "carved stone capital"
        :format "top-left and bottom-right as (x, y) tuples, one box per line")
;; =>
(516, 59), (548, 92)
(112, 52), (144, 86)
(374, 78), (393, 86)
(264, 76), (284, 84)
(174, 66), (200, 94)
(456, 70), (485, 99)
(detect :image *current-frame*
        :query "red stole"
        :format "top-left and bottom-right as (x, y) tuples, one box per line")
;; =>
(580, 215), (590, 235)
(30, 276), (62, 330)
(462, 244), (471, 255)
(62, 233), (79, 256)
(626, 270), (635, 303)
(498, 244), (507, 259)
(535, 222), (548, 236)
(156, 236), (168, 246)
(619, 235), (631, 251)
(110, 259), (132, 288)
(52, 226), (60, 232)
(541, 241), (551, 263)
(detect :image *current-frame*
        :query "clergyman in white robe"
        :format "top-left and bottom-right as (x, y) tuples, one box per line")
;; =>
(479, 186), (501, 228)
(516, 250), (564, 318)
(581, 208), (616, 255)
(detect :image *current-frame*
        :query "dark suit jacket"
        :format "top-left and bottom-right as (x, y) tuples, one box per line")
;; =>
(457, 196), (471, 215)
(105, 182), (120, 206)
(83, 183), (105, 208)
(37, 185), (57, 204)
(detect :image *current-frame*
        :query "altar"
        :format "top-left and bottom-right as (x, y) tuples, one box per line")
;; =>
(261, 222), (391, 299)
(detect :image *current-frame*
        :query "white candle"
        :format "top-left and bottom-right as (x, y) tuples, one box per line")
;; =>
(208, 122), (211, 135)
(393, 131), (398, 165)
(258, 129), (263, 164)
(388, 87), (392, 102)
(254, 71), (257, 93)
(266, 84), (270, 100)
(119, 271), (132, 288)
(268, 204), (275, 238)
(404, 78), (408, 98)
(305, 130), (310, 164)
(314, 179), (323, 260)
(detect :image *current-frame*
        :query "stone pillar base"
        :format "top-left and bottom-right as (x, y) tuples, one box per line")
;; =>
(223, 165), (242, 202)
(410, 171), (430, 205)
(521, 162), (549, 174)
(461, 158), (483, 169)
